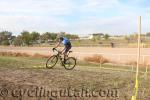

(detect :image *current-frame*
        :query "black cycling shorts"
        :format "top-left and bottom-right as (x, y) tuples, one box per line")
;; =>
(64, 43), (72, 53)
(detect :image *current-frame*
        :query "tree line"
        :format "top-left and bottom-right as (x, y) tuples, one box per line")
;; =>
(0, 31), (79, 46)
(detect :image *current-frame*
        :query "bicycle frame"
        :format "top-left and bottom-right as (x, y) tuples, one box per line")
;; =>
(53, 48), (71, 60)
(53, 49), (62, 61)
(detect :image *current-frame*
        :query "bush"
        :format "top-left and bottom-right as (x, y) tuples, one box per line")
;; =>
(84, 54), (108, 64)
(32, 53), (50, 58)
(0, 52), (30, 57)
(1, 40), (10, 45)
(0, 51), (52, 58)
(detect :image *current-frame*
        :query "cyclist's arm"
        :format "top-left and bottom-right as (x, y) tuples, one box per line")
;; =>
(54, 42), (61, 48)
(61, 47), (66, 53)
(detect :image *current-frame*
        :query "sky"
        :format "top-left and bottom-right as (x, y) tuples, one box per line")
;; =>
(0, 0), (150, 36)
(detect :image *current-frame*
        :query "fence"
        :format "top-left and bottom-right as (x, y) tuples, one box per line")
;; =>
(72, 52), (150, 74)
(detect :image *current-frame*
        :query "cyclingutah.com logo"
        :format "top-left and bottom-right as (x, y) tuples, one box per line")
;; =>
(0, 86), (119, 99)
(0, 87), (9, 97)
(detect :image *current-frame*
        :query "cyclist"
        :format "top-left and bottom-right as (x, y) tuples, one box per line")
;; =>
(53, 37), (72, 63)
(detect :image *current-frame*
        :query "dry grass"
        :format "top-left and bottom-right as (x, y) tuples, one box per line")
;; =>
(125, 61), (148, 67)
(32, 53), (50, 58)
(126, 61), (137, 65)
(84, 54), (109, 64)
(0, 52), (30, 57)
(0, 51), (50, 58)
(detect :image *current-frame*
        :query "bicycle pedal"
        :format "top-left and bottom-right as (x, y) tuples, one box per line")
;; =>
(61, 61), (64, 66)
(61, 63), (65, 66)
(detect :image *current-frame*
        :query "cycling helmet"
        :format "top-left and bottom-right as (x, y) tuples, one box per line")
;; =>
(59, 37), (63, 41)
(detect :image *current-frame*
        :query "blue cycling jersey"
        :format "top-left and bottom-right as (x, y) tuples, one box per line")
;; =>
(61, 37), (70, 45)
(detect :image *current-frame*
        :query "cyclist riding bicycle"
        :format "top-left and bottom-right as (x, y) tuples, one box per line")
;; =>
(53, 37), (72, 63)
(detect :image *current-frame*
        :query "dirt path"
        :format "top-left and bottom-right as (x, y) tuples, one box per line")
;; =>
(1, 46), (150, 55)
(1, 46), (150, 65)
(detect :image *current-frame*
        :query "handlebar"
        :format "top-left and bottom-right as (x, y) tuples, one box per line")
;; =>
(53, 48), (61, 54)
(53, 48), (57, 52)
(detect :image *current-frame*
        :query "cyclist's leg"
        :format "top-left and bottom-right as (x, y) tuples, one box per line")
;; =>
(64, 45), (71, 63)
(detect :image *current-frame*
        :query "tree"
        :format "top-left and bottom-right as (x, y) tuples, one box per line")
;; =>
(21, 31), (31, 46)
(50, 33), (57, 41)
(1, 40), (10, 45)
(129, 33), (138, 42)
(0, 31), (12, 40)
(103, 34), (110, 40)
(30, 31), (40, 42)
(40, 32), (51, 42)
(40, 32), (57, 42)
(13, 35), (23, 46)
(64, 34), (79, 40)
(124, 35), (130, 43)
(70, 34), (79, 40)
(0, 31), (12, 45)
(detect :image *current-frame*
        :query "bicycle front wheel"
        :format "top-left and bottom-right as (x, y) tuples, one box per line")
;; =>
(46, 55), (58, 69)
(64, 57), (76, 70)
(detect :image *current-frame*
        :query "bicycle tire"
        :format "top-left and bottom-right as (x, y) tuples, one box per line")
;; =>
(64, 57), (76, 70)
(46, 55), (58, 69)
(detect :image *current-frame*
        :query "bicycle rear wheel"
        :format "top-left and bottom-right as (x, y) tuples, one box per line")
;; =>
(46, 55), (58, 69)
(64, 57), (76, 70)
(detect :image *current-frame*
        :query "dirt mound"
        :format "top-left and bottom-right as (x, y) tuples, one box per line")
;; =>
(32, 53), (50, 58)
(84, 54), (109, 64)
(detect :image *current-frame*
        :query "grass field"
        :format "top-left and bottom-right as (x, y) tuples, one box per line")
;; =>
(0, 56), (150, 100)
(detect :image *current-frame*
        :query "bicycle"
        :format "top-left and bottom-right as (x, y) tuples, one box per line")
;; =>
(46, 48), (76, 70)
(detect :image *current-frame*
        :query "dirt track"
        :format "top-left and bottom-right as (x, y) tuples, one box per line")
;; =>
(0, 65), (135, 100)
(1, 46), (150, 55)
(0, 53), (150, 100)
(1, 46), (150, 65)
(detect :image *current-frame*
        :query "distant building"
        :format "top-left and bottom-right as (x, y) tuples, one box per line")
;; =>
(109, 36), (124, 40)
(88, 33), (104, 39)
(79, 36), (89, 40)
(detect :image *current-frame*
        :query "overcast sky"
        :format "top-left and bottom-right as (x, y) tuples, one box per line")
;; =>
(0, 0), (150, 36)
